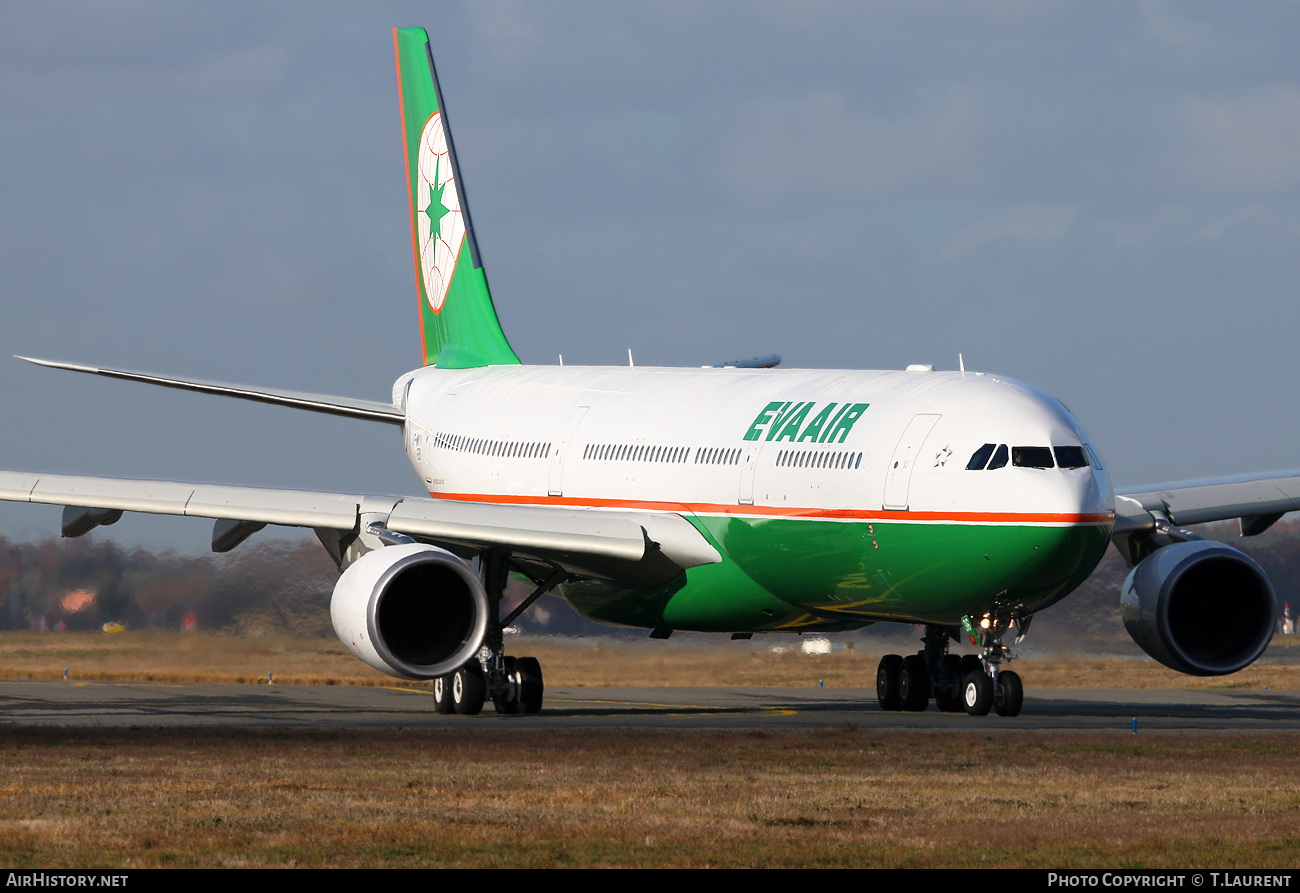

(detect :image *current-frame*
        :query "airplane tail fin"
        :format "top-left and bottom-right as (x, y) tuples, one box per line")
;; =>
(394, 27), (520, 369)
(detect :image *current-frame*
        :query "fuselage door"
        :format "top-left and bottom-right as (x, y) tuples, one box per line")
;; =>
(548, 405), (590, 497)
(882, 413), (941, 510)
(411, 393), (454, 488)
(738, 441), (763, 505)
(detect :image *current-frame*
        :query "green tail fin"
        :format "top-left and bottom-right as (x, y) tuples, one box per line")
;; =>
(394, 27), (520, 369)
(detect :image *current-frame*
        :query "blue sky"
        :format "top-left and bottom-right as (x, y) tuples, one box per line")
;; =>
(1, 1), (1298, 549)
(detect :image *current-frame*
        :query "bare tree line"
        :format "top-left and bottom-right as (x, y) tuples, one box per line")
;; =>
(3, 519), (1299, 641)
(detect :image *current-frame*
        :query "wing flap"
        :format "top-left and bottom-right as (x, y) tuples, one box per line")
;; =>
(386, 499), (646, 562)
(386, 499), (722, 571)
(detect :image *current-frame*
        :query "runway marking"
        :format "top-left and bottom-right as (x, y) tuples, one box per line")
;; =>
(386, 687), (799, 716)
(551, 697), (711, 708)
(550, 697), (799, 716)
(67, 681), (191, 689)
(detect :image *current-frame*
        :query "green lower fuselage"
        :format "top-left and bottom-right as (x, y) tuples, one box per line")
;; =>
(564, 515), (1112, 632)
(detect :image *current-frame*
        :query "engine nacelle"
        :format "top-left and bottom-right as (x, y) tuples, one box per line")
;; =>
(330, 543), (489, 680)
(1120, 540), (1277, 676)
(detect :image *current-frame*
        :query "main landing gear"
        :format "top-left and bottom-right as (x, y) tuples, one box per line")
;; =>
(433, 653), (544, 716)
(432, 550), (564, 717)
(876, 619), (1026, 717)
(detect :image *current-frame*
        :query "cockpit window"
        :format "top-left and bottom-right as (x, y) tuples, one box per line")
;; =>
(1054, 446), (1089, 469)
(966, 443), (996, 470)
(987, 444), (1009, 470)
(1012, 446), (1054, 468)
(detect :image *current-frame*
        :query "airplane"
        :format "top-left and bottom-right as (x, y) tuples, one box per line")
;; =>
(1, 26), (1295, 718)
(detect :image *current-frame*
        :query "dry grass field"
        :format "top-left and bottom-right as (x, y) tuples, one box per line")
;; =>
(0, 728), (1297, 868)
(3, 630), (1299, 867)
(2, 629), (1299, 690)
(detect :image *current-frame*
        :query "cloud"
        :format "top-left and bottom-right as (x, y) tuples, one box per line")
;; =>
(1175, 87), (1300, 196)
(720, 85), (984, 202)
(1141, 0), (1212, 52)
(1112, 206), (1186, 245)
(1189, 204), (1265, 241)
(942, 203), (1078, 260)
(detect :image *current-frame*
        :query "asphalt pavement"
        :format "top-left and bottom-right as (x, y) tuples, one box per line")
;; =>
(2, 680), (1297, 732)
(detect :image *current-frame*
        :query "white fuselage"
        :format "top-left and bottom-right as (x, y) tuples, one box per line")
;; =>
(397, 364), (1114, 526)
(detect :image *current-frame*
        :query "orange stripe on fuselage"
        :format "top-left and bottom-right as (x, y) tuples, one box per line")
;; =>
(425, 490), (1113, 525)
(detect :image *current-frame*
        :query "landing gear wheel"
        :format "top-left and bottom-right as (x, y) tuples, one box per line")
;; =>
(452, 663), (486, 715)
(515, 656), (544, 714)
(962, 670), (993, 716)
(958, 654), (982, 679)
(492, 657), (520, 714)
(935, 655), (963, 713)
(994, 669), (1023, 717)
(899, 654), (931, 711)
(432, 674), (454, 714)
(876, 654), (902, 711)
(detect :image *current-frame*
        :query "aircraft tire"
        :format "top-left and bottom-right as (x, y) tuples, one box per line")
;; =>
(492, 657), (520, 714)
(934, 655), (963, 712)
(899, 654), (930, 711)
(516, 656), (544, 714)
(432, 674), (454, 714)
(962, 670), (993, 716)
(452, 663), (486, 715)
(994, 670), (1023, 717)
(876, 654), (903, 711)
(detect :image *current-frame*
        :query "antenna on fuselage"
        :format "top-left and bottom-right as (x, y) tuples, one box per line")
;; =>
(628, 349), (634, 367)
(959, 353), (966, 374)
(559, 354), (564, 366)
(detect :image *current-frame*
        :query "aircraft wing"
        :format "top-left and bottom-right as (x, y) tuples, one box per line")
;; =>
(0, 471), (720, 588)
(16, 357), (405, 425)
(1114, 471), (1300, 537)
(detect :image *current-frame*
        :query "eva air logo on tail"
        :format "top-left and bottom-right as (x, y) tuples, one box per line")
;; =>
(416, 112), (464, 314)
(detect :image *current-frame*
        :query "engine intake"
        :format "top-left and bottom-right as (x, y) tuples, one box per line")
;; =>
(1120, 540), (1277, 676)
(330, 543), (488, 679)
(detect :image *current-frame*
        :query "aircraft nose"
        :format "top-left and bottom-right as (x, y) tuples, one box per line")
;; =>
(1036, 462), (1114, 526)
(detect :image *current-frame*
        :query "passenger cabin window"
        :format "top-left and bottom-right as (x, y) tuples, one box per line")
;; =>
(966, 443), (996, 470)
(1054, 446), (1089, 469)
(1011, 446), (1054, 468)
(776, 449), (863, 470)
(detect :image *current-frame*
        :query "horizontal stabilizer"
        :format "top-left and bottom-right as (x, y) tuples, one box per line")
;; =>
(17, 357), (404, 425)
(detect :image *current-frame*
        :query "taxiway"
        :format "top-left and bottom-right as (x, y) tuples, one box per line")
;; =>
(2, 680), (1297, 732)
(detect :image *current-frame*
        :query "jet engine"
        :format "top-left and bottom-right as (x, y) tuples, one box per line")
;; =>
(1120, 540), (1277, 676)
(330, 542), (489, 680)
